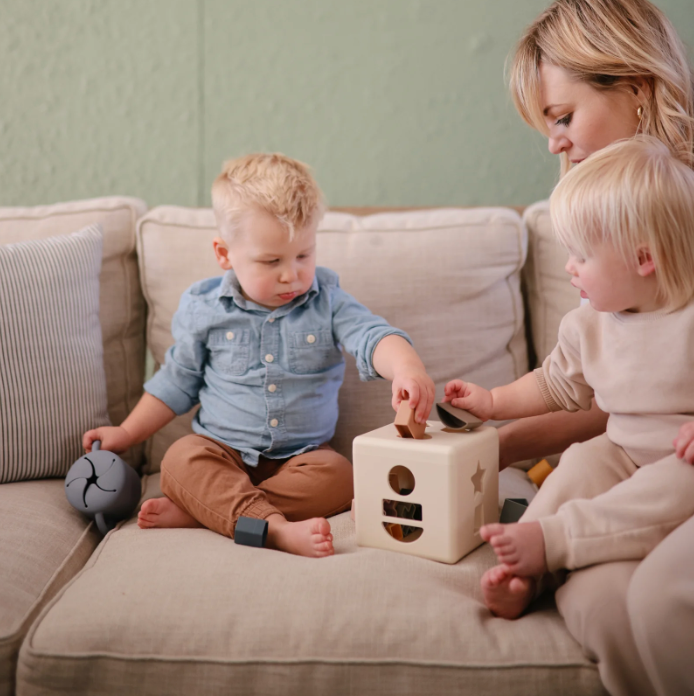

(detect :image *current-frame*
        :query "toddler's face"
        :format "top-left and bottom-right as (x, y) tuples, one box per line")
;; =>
(217, 209), (317, 309)
(564, 239), (659, 313)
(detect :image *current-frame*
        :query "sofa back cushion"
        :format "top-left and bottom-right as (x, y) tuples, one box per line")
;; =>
(137, 206), (528, 472)
(0, 197), (148, 469)
(522, 200), (581, 365)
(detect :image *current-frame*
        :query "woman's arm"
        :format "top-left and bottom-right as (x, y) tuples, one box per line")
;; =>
(497, 399), (608, 470)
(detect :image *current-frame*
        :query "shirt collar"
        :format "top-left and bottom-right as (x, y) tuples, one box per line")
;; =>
(217, 270), (320, 318)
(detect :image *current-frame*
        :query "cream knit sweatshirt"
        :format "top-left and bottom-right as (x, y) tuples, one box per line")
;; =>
(535, 301), (694, 467)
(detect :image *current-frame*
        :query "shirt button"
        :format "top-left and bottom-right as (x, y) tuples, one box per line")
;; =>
(265, 354), (274, 363)
(226, 331), (234, 340)
(306, 334), (316, 344)
(270, 418), (279, 427)
(268, 384), (277, 393)
(268, 317), (275, 323)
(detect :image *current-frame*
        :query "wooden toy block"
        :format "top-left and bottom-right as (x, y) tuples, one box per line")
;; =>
(234, 516), (268, 548)
(527, 458), (554, 488)
(394, 401), (427, 439)
(353, 420), (499, 564)
(435, 402), (483, 430)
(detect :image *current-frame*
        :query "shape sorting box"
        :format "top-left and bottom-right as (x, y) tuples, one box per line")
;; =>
(353, 420), (499, 564)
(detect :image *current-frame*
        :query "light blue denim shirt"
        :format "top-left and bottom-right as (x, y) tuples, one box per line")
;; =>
(145, 266), (411, 466)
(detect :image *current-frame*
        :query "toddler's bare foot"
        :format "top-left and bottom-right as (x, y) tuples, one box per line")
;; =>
(266, 515), (334, 558)
(138, 497), (203, 530)
(480, 521), (547, 576)
(481, 564), (536, 619)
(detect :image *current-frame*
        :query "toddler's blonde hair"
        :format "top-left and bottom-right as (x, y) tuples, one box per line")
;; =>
(550, 135), (694, 310)
(211, 153), (325, 241)
(509, 0), (694, 175)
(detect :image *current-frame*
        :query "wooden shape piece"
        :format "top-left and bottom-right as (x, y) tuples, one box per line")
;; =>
(394, 401), (427, 439)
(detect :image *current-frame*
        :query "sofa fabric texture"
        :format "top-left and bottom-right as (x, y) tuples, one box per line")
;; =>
(0, 197), (148, 470)
(0, 225), (108, 483)
(0, 480), (100, 696)
(18, 475), (604, 696)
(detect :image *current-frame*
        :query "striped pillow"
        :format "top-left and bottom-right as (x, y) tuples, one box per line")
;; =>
(0, 225), (110, 482)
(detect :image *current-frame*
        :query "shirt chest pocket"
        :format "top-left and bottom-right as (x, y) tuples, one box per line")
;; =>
(288, 329), (343, 374)
(208, 328), (251, 376)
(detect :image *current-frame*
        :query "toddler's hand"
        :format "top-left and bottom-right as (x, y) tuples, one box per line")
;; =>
(443, 379), (494, 421)
(83, 426), (133, 454)
(673, 421), (694, 464)
(392, 369), (435, 424)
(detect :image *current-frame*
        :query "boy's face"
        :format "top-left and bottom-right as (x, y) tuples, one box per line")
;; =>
(564, 239), (659, 313)
(214, 209), (317, 309)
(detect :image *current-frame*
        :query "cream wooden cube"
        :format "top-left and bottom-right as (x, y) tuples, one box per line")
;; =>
(353, 421), (499, 564)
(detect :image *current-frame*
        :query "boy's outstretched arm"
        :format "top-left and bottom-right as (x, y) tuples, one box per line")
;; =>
(83, 393), (176, 453)
(372, 335), (435, 424)
(444, 372), (550, 422)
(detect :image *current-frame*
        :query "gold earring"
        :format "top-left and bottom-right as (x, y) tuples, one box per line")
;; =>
(637, 106), (644, 119)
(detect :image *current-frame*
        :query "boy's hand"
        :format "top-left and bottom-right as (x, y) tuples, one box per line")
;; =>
(674, 421), (694, 464)
(443, 379), (494, 421)
(392, 369), (435, 424)
(83, 426), (133, 454)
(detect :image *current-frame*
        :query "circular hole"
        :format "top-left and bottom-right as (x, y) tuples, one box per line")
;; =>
(388, 465), (415, 496)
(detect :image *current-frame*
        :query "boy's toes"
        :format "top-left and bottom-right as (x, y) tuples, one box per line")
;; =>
(480, 523), (505, 541)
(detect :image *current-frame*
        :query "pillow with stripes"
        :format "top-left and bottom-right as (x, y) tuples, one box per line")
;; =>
(0, 224), (110, 483)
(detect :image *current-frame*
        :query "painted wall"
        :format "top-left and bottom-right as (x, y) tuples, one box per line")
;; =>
(1, 0), (692, 208)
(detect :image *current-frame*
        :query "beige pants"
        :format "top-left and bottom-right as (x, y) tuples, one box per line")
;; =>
(521, 433), (694, 696)
(160, 434), (354, 538)
(523, 433), (694, 571)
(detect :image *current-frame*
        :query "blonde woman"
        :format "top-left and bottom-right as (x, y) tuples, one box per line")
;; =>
(490, 2), (694, 695)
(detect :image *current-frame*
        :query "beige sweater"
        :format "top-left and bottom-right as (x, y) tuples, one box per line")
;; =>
(535, 302), (694, 467)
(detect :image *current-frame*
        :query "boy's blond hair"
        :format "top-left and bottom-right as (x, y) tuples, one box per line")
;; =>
(550, 135), (694, 310)
(211, 153), (325, 241)
(509, 0), (694, 175)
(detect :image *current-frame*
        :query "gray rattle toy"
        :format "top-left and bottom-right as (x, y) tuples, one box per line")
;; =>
(65, 440), (141, 535)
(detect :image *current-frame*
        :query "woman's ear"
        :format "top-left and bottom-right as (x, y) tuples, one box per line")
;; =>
(628, 76), (652, 107)
(636, 245), (656, 277)
(213, 237), (233, 271)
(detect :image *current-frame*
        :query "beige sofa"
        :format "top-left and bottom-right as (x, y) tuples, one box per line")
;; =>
(0, 197), (606, 696)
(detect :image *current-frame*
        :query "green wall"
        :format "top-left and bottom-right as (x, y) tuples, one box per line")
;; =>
(1, 0), (692, 208)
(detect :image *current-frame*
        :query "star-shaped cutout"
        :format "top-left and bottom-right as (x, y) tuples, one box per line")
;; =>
(470, 461), (484, 494)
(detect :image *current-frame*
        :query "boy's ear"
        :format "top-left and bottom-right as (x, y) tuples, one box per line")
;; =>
(213, 237), (233, 271)
(636, 245), (656, 277)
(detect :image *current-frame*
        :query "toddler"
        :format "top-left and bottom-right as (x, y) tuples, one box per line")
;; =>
(444, 136), (694, 617)
(84, 153), (435, 558)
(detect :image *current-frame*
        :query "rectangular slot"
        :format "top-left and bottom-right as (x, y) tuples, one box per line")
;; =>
(382, 499), (422, 521)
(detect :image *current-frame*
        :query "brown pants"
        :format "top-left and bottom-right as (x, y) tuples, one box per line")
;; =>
(160, 434), (353, 538)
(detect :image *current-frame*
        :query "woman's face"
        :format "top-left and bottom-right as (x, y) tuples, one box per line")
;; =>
(539, 62), (643, 164)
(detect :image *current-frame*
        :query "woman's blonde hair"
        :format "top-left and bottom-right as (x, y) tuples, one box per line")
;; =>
(510, 0), (694, 174)
(211, 153), (325, 242)
(550, 135), (694, 310)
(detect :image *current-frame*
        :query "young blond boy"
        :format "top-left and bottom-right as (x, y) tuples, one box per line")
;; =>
(443, 137), (694, 618)
(84, 153), (434, 558)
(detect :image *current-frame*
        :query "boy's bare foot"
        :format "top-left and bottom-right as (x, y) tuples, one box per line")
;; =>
(481, 565), (536, 619)
(480, 521), (547, 576)
(266, 514), (334, 558)
(138, 497), (203, 529)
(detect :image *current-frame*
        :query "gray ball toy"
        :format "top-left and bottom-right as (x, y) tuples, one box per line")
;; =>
(65, 441), (141, 535)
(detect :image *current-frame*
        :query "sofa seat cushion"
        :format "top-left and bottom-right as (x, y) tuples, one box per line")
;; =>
(18, 477), (603, 696)
(0, 479), (101, 696)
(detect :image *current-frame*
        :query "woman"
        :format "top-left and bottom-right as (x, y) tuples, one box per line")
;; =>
(496, 1), (694, 695)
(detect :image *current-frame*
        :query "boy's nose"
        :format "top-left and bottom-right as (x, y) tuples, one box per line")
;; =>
(280, 265), (298, 283)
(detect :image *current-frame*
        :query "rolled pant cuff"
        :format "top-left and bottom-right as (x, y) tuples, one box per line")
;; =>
(539, 515), (572, 572)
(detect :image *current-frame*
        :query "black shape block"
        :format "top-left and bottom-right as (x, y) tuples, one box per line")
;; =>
(499, 498), (529, 524)
(234, 516), (269, 548)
